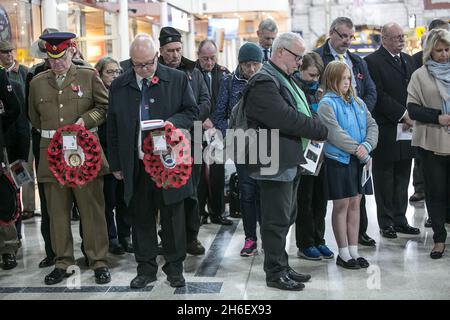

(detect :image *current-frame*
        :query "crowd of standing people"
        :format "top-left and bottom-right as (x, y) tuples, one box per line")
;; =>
(0, 16), (449, 292)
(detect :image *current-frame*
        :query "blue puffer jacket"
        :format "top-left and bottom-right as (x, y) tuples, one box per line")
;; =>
(212, 68), (247, 137)
(319, 92), (370, 164)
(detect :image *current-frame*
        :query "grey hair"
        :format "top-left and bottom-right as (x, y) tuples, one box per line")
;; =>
(272, 32), (305, 53)
(329, 17), (354, 33)
(423, 29), (450, 64)
(258, 18), (278, 33)
(197, 39), (217, 54)
(94, 57), (119, 75)
(129, 33), (154, 54)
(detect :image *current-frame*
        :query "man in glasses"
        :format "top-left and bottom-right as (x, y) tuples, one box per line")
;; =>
(315, 16), (378, 248)
(158, 26), (210, 256)
(107, 33), (198, 289)
(244, 32), (328, 290)
(365, 23), (419, 240)
(28, 32), (111, 286)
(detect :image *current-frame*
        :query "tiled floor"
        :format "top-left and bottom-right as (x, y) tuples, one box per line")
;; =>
(1, 181), (449, 300)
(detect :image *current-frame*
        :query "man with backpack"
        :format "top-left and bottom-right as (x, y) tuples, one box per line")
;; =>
(243, 33), (328, 291)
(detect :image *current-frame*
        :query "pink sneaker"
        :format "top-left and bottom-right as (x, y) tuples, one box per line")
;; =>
(240, 239), (257, 257)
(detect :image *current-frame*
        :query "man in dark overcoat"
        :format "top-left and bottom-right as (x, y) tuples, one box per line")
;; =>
(107, 34), (198, 289)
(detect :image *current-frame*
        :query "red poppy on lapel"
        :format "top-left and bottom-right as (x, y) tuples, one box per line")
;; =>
(356, 73), (364, 80)
(151, 76), (159, 85)
(71, 84), (81, 92)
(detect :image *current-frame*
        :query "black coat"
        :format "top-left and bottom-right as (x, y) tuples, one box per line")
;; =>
(0, 68), (20, 165)
(107, 63), (199, 205)
(364, 45), (416, 162)
(315, 40), (377, 111)
(196, 61), (230, 114)
(160, 56), (211, 122)
(244, 62), (328, 176)
(412, 50), (423, 69)
(4, 79), (30, 162)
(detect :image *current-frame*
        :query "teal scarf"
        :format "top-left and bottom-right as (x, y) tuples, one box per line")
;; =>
(271, 67), (312, 150)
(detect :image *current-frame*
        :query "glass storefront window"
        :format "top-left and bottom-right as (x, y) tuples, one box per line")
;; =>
(0, 0), (36, 67)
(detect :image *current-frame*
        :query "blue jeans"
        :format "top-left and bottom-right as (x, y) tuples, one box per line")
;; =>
(236, 164), (261, 240)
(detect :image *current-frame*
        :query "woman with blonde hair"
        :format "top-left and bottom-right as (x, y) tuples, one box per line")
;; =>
(318, 61), (378, 269)
(407, 28), (450, 259)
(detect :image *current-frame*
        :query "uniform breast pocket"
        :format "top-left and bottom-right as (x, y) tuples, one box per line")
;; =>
(37, 98), (55, 123)
(72, 91), (92, 113)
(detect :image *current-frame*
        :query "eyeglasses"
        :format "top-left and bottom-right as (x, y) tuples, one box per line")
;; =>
(283, 47), (303, 63)
(104, 69), (122, 75)
(199, 56), (216, 63)
(131, 54), (158, 69)
(333, 28), (356, 41)
(389, 34), (406, 41)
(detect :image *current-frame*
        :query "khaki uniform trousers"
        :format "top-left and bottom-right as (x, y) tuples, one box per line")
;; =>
(0, 224), (19, 255)
(44, 177), (108, 269)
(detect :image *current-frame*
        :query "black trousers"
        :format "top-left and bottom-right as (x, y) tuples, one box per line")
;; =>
(420, 148), (449, 243)
(103, 174), (131, 242)
(130, 161), (186, 277)
(295, 169), (327, 249)
(412, 157), (425, 193)
(373, 158), (412, 229)
(32, 129), (54, 260)
(259, 173), (300, 282)
(184, 163), (201, 243)
(198, 162), (225, 218)
(359, 195), (368, 235)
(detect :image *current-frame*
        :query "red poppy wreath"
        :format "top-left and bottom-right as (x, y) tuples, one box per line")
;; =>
(142, 122), (192, 189)
(47, 124), (102, 188)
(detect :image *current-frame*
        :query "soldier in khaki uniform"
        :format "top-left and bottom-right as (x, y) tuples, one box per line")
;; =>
(28, 32), (111, 285)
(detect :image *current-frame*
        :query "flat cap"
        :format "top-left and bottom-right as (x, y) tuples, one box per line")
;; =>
(0, 40), (14, 52)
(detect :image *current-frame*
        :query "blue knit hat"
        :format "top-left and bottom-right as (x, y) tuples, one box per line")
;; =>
(238, 42), (263, 63)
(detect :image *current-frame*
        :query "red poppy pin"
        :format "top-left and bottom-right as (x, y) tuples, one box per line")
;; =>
(151, 76), (159, 85)
(71, 84), (81, 92)
(356, 73), (364, 80)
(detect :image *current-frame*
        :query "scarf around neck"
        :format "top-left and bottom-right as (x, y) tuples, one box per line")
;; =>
(426, 60), (450, 114)
(271, 65), (312, 150)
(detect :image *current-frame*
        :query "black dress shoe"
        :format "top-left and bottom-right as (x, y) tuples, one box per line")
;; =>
(45, 268), (74, 285)
(336, 255), (360, 270)
(1, 254), (17, 270)
(168, 274), (186, 288)
(119, 238), (134, 253)
(358, 233), (376, 247)
(109, 243), (125, 255)
(210, 216), (233, 225)
(200, 216), (209, 225)
(380, 226), (397, 239)
(130, 274), (157, 289)
(357, 257), (370, 268)
(424, 217), (432, 228)
(409, 192), (425, 202)
(38, 257), (55, 268)
(267, 274), (304, 291)
(94, 267), (111, 284)
(430, 245), (445, 260)
(394, 224), (420, 235)
(187, 240), (205, 255)
(287, 268), (311, 283)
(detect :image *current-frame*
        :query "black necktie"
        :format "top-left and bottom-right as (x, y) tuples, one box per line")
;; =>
(141, 78), (150, 121)
(203, 72), (211, 94)
(263, 49), (269, 62)
(394, 55), (402, 67)
(141, 78), (150, 149)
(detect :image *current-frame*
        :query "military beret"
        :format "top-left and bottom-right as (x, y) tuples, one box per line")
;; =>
(40, 32), (76, 59)
(0, 40), (14, 52)
(159, 27), (182, 47)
